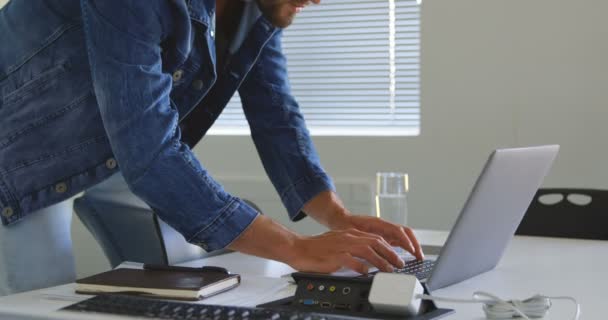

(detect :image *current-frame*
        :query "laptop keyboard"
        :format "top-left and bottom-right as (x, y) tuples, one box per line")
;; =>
(393, 259), (435, 280)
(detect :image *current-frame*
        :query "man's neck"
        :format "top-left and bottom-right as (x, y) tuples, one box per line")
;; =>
(214, 0), (245, 69)
(215, 0), (243, 31)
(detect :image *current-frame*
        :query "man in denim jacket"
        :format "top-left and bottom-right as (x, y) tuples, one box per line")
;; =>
(0, 0), (423, 295)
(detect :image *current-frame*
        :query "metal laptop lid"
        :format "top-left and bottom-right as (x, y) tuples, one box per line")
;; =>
(426, 145), (559, 291)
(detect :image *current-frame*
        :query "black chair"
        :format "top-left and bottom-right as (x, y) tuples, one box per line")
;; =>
(516, 188), (608, 240)
(74, 195), (262, 267)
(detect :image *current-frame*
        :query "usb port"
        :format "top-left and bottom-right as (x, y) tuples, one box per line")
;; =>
(334, 303), (350, 310)
(320, 302), (331, 308)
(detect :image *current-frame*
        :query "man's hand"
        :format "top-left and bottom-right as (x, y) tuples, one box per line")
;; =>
(229, 190), (424, 275)
(227, 214), (406, 274)
(288, 228), (406, 274)
(343, 215), (424, 260)
(302, 191), (425, 261)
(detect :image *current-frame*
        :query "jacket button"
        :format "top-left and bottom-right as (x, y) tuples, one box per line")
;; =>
(55, 182), (68, 194)
(2, 207), (13, 218)
(106, 158), (117, 169)
(172, 69), (184, 82)
(192, 80), (204, 91)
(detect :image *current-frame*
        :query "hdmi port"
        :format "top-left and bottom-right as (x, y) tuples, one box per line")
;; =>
(334, 303), (350, 310)
(320, 302), (331, 308)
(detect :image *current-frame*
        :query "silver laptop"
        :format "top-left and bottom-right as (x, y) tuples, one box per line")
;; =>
(388, 145), (559, 291)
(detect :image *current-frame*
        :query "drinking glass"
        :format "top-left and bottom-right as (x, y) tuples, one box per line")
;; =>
(375, 172), (409, 226)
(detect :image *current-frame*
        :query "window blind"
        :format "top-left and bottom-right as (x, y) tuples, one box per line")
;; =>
(209, 0), (420, 136)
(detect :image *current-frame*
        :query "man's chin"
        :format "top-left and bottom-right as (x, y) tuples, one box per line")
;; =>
(255, 0), (298, 28)
(266, 14), (295, 28)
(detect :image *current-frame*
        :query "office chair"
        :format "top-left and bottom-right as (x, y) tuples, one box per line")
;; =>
(74, 195), (262, 267)
(516, 188), (608, 240)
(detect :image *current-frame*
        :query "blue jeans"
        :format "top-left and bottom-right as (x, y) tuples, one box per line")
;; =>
(0, 173), (145, 296)
(0, 200), (76, 296)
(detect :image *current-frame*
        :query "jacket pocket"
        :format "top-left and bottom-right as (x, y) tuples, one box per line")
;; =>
(2, 61), (70, 108)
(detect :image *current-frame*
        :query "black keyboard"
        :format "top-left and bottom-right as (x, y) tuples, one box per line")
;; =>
(393, 259), (435, 280)
(63, 294), (364, 320)
(365, 259), (435, 280)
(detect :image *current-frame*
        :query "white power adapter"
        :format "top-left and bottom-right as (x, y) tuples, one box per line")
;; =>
(368, 273), (423, 317)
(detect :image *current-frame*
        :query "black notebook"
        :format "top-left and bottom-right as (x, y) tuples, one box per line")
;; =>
(75, 266), (240, 301)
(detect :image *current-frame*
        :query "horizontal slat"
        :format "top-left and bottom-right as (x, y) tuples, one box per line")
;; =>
(291, 77), (389, 84)
(215, 120), (420, 126)
(285, 52), (389, 60)
(298, 120), (420, 126)
(291, 81), (420, 90)
(216, 111), (420, 120)
(306, 1), (390, 6)
(303, 114), (420, 120)
(287, 70), (420, 77)
(285, 27), (390, 37)
(395, 6), (420, 14)
(288, 64), (391, 72)
(221, 108), (420, 116)
(289, 75), (392, 81)
(285, 33), (392, 43)
(223, 106), (420, 114)
(291, 96), (410, 102)
(395, 51), (420, 58)
(287, 58), (396, 66)
(309, 0), (416, 5)
(284, 39), (389, 49)
(294, 8), (388, 19)
(287, 20), (392, 30)
(286, 43), (420, 52)
(395, 20), (420, 27)
(289, 90), (418, 96)
(290, 83), (388, 90)
(395, 57), (420, 64)
(222, 101), (420, 109)
(214, 120), (421, 129)
(287, 57), (420, 70)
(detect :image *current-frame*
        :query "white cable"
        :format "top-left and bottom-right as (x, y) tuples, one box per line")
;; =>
(417, 291), (580, 320)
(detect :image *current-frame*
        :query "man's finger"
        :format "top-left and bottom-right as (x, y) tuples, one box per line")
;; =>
(348, 229), (406, 268)
(350, 246), (393, 272)
(394, 227), (417, 258)
(366, 236), (405, 269)
(403, 227), (424, 260)
(339, 254), (369, 274)
(346, 229), (404, 268)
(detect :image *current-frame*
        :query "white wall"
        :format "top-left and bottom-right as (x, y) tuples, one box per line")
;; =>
(2, 0), (607, 277)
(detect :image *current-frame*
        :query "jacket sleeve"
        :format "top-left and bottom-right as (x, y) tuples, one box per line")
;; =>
(238, 30), (335, 222)
(80, 0), (258, 250)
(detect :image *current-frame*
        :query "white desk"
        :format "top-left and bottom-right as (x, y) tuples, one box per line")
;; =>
(0, 230), (605, 320)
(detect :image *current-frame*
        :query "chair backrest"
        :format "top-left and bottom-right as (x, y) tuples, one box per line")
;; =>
(516, 188), (608, 240)
(73, 195), (259, 267)
(74, 196), (168, 267)
(154, 199), (262, 264)
(151, 214), (207, 265)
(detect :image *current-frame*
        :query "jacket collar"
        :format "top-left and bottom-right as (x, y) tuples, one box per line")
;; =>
(186, 0), (214, 26)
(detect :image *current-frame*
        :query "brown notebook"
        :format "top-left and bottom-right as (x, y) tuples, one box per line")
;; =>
(75, 268), (240, 301)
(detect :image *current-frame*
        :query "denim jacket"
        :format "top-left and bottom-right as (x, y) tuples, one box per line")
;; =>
(0, 0), (334, 250)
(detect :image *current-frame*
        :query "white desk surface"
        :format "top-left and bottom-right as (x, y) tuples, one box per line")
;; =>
(0, 229), (605, 320)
